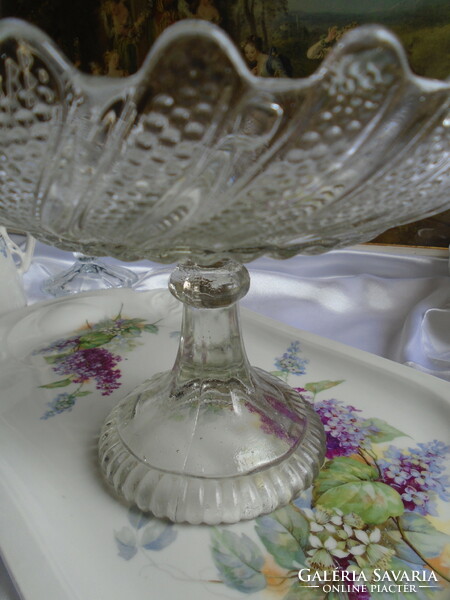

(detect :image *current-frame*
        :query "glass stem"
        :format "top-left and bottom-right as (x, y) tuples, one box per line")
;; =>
(73, 253), (96, 263)
(168, 259), (253, 387)
(173, 303), (252, 385)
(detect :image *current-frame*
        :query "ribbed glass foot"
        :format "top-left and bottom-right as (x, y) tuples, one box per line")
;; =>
(98, 260), (325, 524)
(42, 254), (138, 297)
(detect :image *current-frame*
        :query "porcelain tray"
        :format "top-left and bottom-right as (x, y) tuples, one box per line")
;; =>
(0, 289), (449, 600)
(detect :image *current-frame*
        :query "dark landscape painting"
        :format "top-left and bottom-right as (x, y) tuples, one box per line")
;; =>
(2, 0), (449, 79)
(2, 0), (450, 247)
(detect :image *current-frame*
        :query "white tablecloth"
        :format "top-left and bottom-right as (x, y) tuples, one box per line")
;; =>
(1, 242), (450, 599)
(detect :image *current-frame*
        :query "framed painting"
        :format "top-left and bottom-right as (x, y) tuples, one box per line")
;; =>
(2, 0), (450, 248)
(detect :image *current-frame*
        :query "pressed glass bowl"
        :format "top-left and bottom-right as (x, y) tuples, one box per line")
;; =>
(0, 18), (449, 524)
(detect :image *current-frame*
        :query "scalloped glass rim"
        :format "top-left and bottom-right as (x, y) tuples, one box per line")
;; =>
(1, 17), (446, 94)
(0, 18), (449, 263)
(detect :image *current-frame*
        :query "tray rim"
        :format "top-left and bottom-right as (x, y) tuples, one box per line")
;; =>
(0, 288), (448, 600)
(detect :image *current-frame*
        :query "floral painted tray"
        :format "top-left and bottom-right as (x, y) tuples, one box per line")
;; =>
(0, 288), (449, 600)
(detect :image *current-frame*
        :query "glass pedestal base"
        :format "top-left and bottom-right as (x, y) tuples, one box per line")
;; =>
(99, 260), (325, 524)
(42, 254), (138, 297)
(99, 366), (325, 524)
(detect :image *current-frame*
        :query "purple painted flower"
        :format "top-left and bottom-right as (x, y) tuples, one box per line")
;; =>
(266, 395), (303, 423)
(54, 347), (122, 396)
(246, 402), (294, 442)
(294, 386), (315, 404)
(379, 441), (450, 515)
(314, 399), (379, 459)
(246, 393), (304, 442)
(274, 341), (308, 375)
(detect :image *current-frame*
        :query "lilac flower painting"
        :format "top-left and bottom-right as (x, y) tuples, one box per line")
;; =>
(38, 311), (159, 418)
(207, 341), (450, 600)
(273, 341), (309, 379)
(314, 399), (380, 460)
(112, 339), (450, 600)
(379, 442), (450, 517)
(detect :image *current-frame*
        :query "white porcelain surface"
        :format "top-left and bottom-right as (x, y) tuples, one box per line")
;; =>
(0, 288), (449, 600)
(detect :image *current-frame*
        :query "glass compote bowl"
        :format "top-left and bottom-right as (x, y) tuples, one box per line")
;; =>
(0, 19), (449, 524)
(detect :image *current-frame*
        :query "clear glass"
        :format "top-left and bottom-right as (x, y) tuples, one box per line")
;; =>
(42, 253), (138, 296)
(0, 18), (449, 523)
(100, 260), (324, 523)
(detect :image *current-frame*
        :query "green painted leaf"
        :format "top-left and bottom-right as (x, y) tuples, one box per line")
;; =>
(255, 504), (309, 569)
(313, 458), (404, 523)
(316, 481), (404, 524)
(140, 520), (177, 550)
(78, 332), (114, 348)
(143, 324), (158, 334)
(44, 352), (71, 364)
(305, 380), (344, 395)
(383, 527), (423, 564)
(328, 593), (352, 600)
(114, 526), (137, 560)
(283, 582), (325, 599)
(127, 506), (150, 530)
(40, 378), (73, 389)
(362, 418), (407, 443)
(313, 456), (379, 499)
(210, 528), (266, 593)
(385, 512), (450, 562)
(122, 326), (142, 336)
(399, 512), (450, 557)
(74, 391), (92, 397)
(369, 557), (441, 600)
(270, 370), (287, 379)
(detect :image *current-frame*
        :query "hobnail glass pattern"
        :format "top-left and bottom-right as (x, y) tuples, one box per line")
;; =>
(0, 19), (449, 263)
